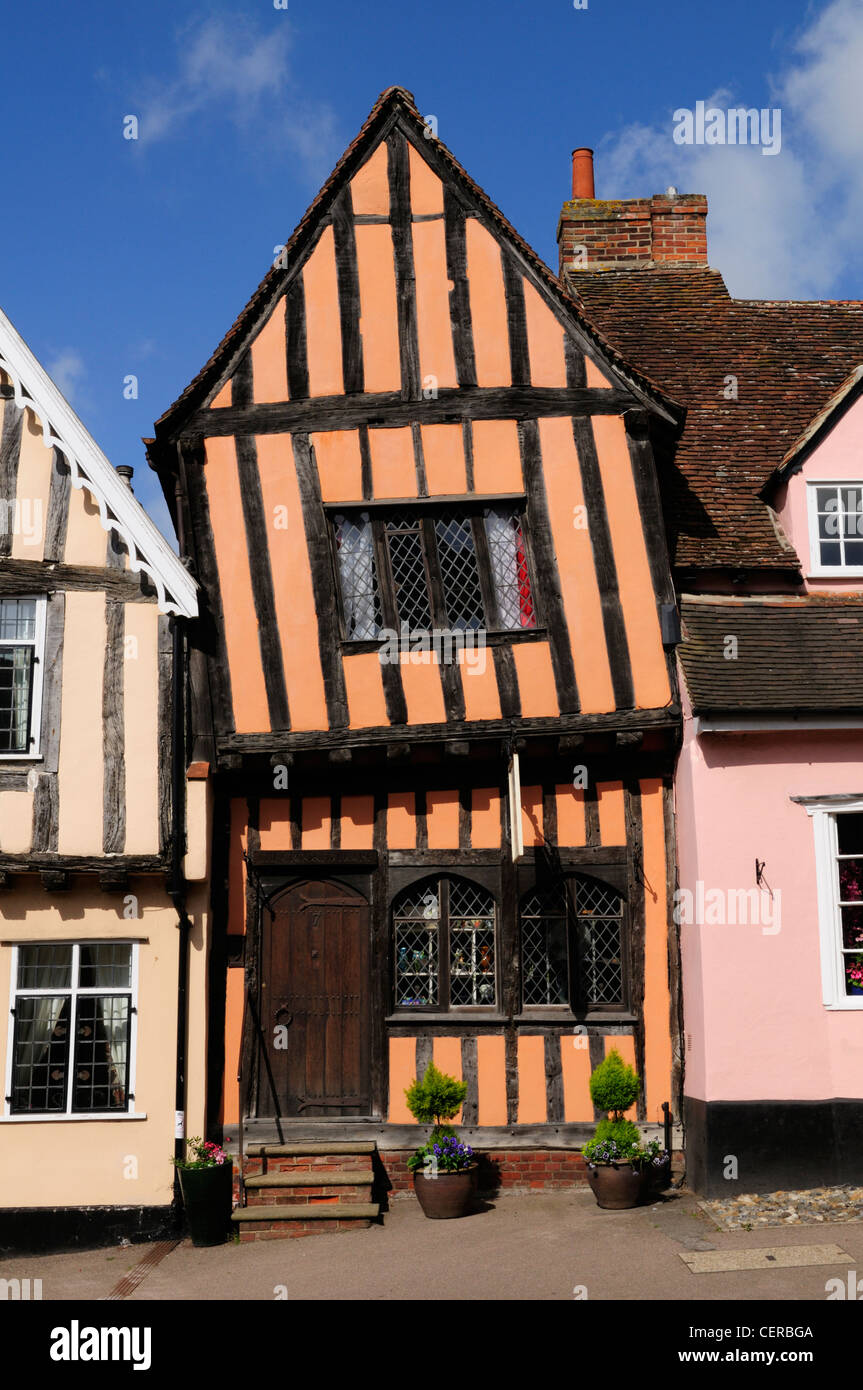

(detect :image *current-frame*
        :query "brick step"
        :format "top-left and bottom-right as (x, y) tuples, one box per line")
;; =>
(247, 1189), (370, 1206)
(244, 1157), (373, 1175)
(244, 1171), (373, 1188)
(244, 1142), (376, 1157)
(231, 1202), (379, 1242)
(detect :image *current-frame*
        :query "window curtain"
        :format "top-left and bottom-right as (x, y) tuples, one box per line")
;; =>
(12, 956), (71, 1109)
(484, 509), (535, 629)
(335, 514), (380, 639)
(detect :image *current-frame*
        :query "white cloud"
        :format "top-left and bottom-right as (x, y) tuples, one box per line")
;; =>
(131, 11), (339, 179)
(47, 350), (87, 405)
(596, 0), (863, 299)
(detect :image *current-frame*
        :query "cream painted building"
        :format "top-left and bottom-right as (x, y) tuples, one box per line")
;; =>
(0, 309), (204, 1252)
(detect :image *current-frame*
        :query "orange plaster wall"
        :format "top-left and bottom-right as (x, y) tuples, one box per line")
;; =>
(426, 790), (460, 849)
(340, 795), (375, 849)
(343, 652), (389, 728)
(420, 423), (465, 494)
(210, 380), (232, 409)
(408, 143), (444, 214)
(303, 225), (344, 397)
(471, 419), (522, 494)
(465, 220), (511, 387)
(561, 1035), (593, 1121)
(459, 652), (501, 722)
(517, 1035), (547, 1123)
(301, 796), (331, 849)
(433, 1036), (463, 1123)
(471, 788), (501, 848)
(350, 143), (390, 215)
(413, 221), (458, 390)
(477, 1035), (507, 1125)
(640, 778), (673, 1121)
(251, 298), (288, 403)
(511, 642), (559, 717)
(369, 426), (415, 498)
(388, 1038), (417, 1123)
(538, 416), (615, 713)
(399, 661), (447, 725)
(205, 437), (269, 733)
(520, 784), (544, 847)
(313, 430), (364, 502)
(592, 415), (670, 709)
(222, 967), (244, 1125)
(387, 791), (416, 849)
(355, 224), (401, 393)
(256, 433), (329, 731)
(556, 785), (586, 847)
(523, 281), (567, 387)
(596, 781), (626, 846)
(585, 356), (613, 387)
(259, 800), (292, 850)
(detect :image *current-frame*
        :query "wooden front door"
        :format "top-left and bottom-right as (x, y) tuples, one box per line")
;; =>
(261, 879), (371, 1117)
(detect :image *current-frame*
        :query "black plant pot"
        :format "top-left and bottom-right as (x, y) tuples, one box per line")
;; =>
(178, 1161), (233, 1247)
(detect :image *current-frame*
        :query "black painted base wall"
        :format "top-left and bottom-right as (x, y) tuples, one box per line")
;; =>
(0, 1205), (178, 1257)
(685, 1096), (863, 1197)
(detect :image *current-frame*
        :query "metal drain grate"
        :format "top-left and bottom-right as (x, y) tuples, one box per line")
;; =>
(101, 1239), (180, 1300)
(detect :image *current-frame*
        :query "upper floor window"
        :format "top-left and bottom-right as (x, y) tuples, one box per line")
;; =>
(807, 484), (863, 574)
(6, 942), (137, 1115)
(520, 875), (625, 1012)
(393, 876), (496, 1010)
(332, 505), (537, 641)
(0, 596), (46, 758)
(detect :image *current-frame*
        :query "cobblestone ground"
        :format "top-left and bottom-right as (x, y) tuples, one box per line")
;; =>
(700, 1185), (863, 1231)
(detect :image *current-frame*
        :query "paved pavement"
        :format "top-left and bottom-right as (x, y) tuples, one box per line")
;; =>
(2, 1189), (862, 1301)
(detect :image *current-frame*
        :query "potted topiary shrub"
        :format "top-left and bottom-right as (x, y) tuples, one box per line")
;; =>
(582, 1049), (668, 1209)
(172, 1137), (233, 1246)
(405, 1061), (476, 1219)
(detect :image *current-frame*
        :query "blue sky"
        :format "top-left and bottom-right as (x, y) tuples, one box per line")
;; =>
(1, 0), (859, 537)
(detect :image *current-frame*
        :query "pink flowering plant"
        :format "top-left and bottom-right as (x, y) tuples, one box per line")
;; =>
(846, 956), (863, 993)
(172, 1136), (230, 1169)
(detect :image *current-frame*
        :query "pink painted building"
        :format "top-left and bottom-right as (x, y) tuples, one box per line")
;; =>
(563, 158), (863, 1193)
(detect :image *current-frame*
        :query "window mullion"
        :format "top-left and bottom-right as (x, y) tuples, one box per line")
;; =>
(66, 945), (79, 1114)
(439, 878), (451, 1010)
(419, 516), (449, 631)
(470, 515), (500, 630)
(373, 519), (400, 631)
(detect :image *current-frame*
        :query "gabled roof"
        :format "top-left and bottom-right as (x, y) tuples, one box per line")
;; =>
(0, 308), (196, 617)
(679, 594), (863, 713)
(154, 86), (680, 439)
(571, 266), (863, 572)
(767, 363), (863, 486)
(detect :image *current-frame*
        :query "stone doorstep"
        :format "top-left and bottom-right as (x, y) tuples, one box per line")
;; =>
(244, 1170), (373, 1188)
(244, 1142), (377, 1157)
(231, 1203), (379, 1223)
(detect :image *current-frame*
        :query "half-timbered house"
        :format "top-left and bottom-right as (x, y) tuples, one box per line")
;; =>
(0, 308), (203, 1252)
(148, 87), (683, 1228)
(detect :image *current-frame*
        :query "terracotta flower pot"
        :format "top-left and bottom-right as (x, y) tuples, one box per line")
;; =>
(413, 1165), (478, 1219)
(587, 1162), (647, 1210)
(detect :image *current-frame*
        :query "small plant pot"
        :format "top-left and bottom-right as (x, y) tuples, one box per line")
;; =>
(413, 1165), (478, 1219)
(587, 1162), (647, 1210)
(646, 1156), (672, 1194)
(178, 1161), (233, 1246)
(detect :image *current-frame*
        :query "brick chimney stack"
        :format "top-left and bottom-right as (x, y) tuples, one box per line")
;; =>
(558, 149), (708, 276)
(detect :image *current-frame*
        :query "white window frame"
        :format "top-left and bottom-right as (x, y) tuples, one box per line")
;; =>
(798, 795), (863, 1010)
(2, 940), (143, 1120)
(806, 481), (863, 577)
(0, 594), (47, 760)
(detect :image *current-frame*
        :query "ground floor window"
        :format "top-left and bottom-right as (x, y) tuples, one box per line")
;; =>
(6, 942), (136, 1114)
(393, 876), (497, 1010)
(520, 875), (625, 1011)
(797, 795), (863, 1009)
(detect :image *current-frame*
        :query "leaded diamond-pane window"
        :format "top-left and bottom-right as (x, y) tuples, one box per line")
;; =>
(434, 514), (485, 631)
(333, 513), (382, 639)
(0, 596), (43, 755)
(393, 876), (496, 1010)
(332, 504), (538, 639)
(520, 876), (624, 1010)
(9, 941), (136, 1115)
